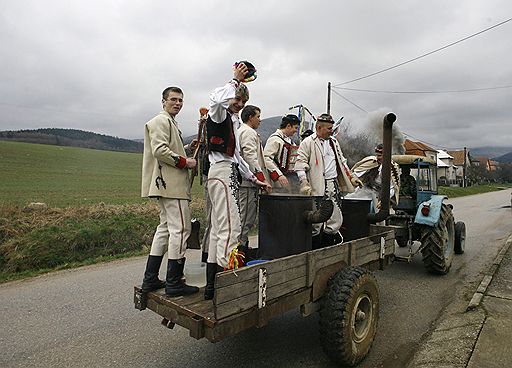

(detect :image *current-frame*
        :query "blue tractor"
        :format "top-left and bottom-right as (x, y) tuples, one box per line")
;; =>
(386, 155), (466, 274)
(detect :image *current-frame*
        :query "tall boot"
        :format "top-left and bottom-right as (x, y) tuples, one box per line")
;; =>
(204, 262), (218, 300)
(312, 233), (323, 250)
(165, 259), (199, 297)
(141, 255), (166, 292)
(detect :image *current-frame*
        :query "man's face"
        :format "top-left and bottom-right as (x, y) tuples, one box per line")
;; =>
(247, 110), (261, 129)
(284, 124), (299, 137)
(162, 91), (183, 116)
(376, 153), (383, 164)
(228, 95), (248, 114)
(316, 122), (333, 139)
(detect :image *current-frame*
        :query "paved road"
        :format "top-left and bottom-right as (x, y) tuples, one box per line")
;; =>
(1, 189), (511, 368)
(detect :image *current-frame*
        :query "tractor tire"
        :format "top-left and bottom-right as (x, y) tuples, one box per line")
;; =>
(319, 266), (379, 366)
(454, 221), (466, 254)
(420, 203), (455, 275)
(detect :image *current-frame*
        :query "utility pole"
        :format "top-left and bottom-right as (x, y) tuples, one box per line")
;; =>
(463, 146), (467, 187)
(327, 82), (331, 115)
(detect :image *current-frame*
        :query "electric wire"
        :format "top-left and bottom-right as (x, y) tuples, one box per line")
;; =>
(333, 17), (512, 87)
(331, 84), (512, 94)
(331, 89), (368, 113)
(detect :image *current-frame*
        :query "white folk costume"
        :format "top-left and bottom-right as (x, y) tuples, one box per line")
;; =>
(206, 79), (257, 270)
(295, 133), (356, 237)
(351, 155), (400, 208)
(238, 122), (268, 249)
(140, 109), (198, 297)
(263, 129), (299, 188)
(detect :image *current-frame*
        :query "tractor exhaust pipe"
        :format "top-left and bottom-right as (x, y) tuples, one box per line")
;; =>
(367, 112), (396, 224)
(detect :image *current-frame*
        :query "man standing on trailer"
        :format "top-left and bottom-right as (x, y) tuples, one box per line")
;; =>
(238, 104), (269, 260)
(204, 63), (271, 300)
(140, 86), (199, 298)
(295, 113), (363, 248)
(264, 114), (300, 189)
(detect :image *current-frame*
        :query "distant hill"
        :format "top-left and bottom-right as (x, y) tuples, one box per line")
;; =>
(493, 151), (512, 163)
(0, 128), (143, 153)
(470, 146), (512, 161)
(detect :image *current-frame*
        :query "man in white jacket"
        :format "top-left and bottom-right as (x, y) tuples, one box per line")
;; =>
(238, 105), (269, 260)
(295, 113), (362, 248)
(140, 86), (199, 298)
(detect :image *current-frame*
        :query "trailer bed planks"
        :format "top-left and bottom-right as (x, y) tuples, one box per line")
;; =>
(134, 227), (395, 342)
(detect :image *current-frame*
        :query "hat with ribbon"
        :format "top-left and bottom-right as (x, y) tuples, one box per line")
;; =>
(233, 61), (257, 82)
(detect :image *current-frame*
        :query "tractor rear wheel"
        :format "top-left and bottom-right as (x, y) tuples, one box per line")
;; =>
(319, 266), (379, 366)
(420, 203), (455, 275)
(454, 221), (466, 254)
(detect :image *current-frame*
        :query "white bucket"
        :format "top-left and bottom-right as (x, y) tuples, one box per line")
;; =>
(184, 262), (206, 287)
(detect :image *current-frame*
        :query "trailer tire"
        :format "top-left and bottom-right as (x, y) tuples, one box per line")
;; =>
(319, 266), (379, 366)
(454, 221), (466, 254)
(420, 203), (455, 275)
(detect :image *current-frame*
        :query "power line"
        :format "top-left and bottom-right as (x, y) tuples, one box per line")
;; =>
(332, 84), (512, 94)
(333, 17), (512, 87)
(331, 89), (368, 113)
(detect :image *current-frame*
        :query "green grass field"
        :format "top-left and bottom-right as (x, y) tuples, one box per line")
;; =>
(0, 140), (205, 207)
(0, 141), (207, 282)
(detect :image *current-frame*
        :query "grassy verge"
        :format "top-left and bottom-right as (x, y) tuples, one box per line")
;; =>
(438, 183), (510, 198)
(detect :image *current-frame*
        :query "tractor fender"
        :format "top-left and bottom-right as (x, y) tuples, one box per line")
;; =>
(414, 195), (447, 227)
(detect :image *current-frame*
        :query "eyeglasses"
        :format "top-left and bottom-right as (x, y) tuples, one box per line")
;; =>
(167, 97), (183, 103)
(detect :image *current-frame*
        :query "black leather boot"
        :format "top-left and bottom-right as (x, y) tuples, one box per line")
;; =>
(165, 259), (199, 297)
(204, 262), (218, 300)
(141, 255), (166, 292)
(312, 233), (323, 250)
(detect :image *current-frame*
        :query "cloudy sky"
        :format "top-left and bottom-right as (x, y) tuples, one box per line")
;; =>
(1, 0), (511, 149)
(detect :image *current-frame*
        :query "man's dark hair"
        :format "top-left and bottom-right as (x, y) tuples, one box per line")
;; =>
(241, 105), (260, 123)
(280, 114), (300, 128)
(162, 86), (183, 100)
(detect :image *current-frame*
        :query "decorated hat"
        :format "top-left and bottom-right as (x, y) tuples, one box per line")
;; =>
(234, 60), (257, 82)
(317, 113), (334, 123)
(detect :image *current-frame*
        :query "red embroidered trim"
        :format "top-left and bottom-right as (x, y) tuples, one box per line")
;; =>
(176, 156), (187, 169)
(270, 171), (280, 181)
(255, 172), (265, 182)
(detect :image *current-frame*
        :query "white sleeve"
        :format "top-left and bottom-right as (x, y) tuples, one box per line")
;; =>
(208, 80), (237, 123)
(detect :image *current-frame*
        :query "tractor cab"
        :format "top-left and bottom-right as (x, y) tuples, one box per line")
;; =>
(392, 155), (437, 215)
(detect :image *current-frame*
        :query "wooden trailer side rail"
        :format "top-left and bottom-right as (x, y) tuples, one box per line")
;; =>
(134, 227), (395, 342)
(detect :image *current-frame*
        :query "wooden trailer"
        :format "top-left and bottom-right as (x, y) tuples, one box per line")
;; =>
(134, 225), (395, 366)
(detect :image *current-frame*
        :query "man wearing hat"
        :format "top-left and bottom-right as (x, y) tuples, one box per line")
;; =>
(263, 114), (300, 189)
(204, 63), (271, 300)
(352, 143), (400, 210)
(295, 113), (363, 248)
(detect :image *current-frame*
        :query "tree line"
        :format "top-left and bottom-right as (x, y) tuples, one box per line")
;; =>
(0, 128), (143, 153)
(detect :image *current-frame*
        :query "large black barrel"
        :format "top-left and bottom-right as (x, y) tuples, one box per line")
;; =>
(258, 194), (313, 259)
(340, 198), (372, 241)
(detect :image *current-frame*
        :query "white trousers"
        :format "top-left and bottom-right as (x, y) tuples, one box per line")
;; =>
(149, 197), (191, 259)
(207, 161), (241, 268)
(312, 179), (343, 236)
(238, 186), (258, 246)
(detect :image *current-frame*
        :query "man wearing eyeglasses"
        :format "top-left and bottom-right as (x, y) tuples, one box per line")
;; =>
(140, 86), (199, 298)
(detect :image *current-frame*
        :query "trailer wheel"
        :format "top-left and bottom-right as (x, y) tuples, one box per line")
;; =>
(454, 221), (466, 254)
(420, 203), (455, 275)
(319, 266), (379, 366)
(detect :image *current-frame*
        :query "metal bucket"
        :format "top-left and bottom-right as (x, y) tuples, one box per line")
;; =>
(258, 194), (314, 259)
(341, 198), (372, 242)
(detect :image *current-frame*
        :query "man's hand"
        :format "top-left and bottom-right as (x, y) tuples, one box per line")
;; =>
(351, 177), (364, 188)
(299, 179), (312, 196)
(278, 175), (289, 187)
(189, 138), (199, 151)
(234, 63), (248, 82)
(255, 179), (272, 193)
(185, 158), (197, 169)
